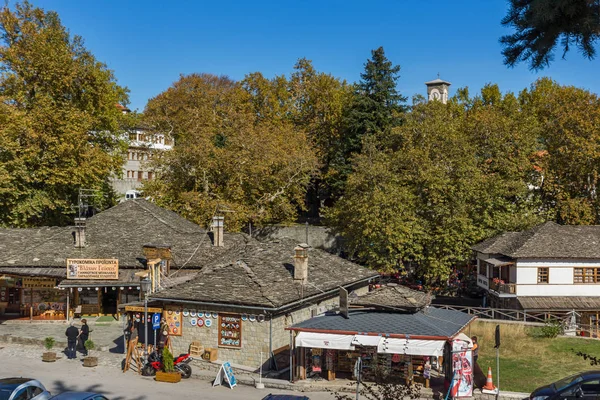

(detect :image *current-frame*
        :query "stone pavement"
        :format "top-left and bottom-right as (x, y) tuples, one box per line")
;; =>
(0, 317), (127, 352)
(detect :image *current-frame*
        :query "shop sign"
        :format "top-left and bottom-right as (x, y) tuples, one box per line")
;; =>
(218, 314), (242, 348)
(66, 259), (118, 280)
(23, 277), (56, 288)
(124, 305), (162, 313)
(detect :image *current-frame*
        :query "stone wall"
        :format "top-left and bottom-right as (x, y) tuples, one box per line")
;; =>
(167, 285), (369, 369)
(251, 225), (344, 253)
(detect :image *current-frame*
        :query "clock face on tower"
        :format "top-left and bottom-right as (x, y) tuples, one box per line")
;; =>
(433, 92), (440, 100)
(430, 88), (441, 101)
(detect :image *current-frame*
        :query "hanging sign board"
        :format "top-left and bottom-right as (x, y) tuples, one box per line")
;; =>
(124, 305), (162, 313)
(22, 277), (56, 288)
(152, 313), (161, 330)
(212, 361), (237, 389)
(218, 314), (242, 348)
(66, 259), (118, 280)
(164, 305), (183, 336)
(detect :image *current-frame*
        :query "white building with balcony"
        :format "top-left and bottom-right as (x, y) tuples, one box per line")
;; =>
(472, 221), (600, 333)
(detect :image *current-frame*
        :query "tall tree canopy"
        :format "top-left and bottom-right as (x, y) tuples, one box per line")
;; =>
(327, 85), (543, 279)
(142, 73), (318, 231)
(0, 1), (129, 227)
(328, 46), (407, 200)
(501, 0), (600, 70)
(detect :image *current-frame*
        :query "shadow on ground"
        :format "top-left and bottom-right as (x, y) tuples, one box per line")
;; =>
(51, 380), (147, 400)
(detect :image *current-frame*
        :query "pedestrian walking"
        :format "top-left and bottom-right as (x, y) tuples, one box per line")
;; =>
(471, 336), (479, 364)
(79, 318), (90, 356)
(65, 322), (79, 360)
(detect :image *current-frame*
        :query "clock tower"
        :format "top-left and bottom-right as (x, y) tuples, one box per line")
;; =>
(425, 76), (451, 104)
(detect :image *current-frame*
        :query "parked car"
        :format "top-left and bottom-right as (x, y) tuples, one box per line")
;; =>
(529, 371), (600, 400)
(49, 393), (108, 400)
(0, 378), (52, 400)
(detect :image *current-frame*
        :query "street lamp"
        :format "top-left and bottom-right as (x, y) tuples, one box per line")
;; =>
(140, 276), (152, 360)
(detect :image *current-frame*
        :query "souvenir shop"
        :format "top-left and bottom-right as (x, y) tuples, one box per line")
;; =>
(0, 275), (67, 319)
(294, 333), (444, 387)
(288, 307), (476, 392)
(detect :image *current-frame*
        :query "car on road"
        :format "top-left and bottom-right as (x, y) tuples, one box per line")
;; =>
(529, 371), (600, 400)
(0, 378), (52, 400)
(49, 393), (108, 400)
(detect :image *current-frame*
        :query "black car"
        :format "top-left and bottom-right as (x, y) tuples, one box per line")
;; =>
(529, 371), (600, 400)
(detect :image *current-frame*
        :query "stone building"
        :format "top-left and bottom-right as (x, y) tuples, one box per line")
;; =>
(150, 238), (378, 369)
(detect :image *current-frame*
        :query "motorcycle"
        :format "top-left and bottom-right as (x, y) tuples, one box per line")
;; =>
(142, 350), (193, 379)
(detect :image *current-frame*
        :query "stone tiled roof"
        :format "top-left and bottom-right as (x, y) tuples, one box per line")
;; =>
(518, 296), (600, 310)
(152, 237), (379, 309)
(350, 284), (431, 311)
(290, 308), (474, 338)
(471, 221), (600, 259)
(0, 199), (246, 271)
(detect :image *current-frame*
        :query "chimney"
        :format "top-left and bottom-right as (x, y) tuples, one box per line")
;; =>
(212, 216), (224, 247)
(74, 218), (86, 248)
(294, 243), (309, 283)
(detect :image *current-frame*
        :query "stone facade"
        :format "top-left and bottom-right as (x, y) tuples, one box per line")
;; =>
(168, 286), (368, 369)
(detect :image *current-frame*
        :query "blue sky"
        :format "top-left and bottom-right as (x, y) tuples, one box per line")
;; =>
(28, 0), (599, 112)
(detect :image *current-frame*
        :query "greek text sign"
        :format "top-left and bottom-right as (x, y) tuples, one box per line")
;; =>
(66, 259), (119, 280)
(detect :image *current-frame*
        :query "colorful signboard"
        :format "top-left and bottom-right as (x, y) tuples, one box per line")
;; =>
(164, 305), (183, 336)
(22, 277), (56, 288)
(450, 337), (474, 398)
(66, 259), (118, 280)
(218, 314), (242, 348)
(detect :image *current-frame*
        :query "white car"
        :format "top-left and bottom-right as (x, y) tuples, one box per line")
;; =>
(0, 378), (52, 400)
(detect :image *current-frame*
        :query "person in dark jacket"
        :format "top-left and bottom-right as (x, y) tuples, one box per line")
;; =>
(79, 319), (90, 356)
(65, 322), (79, 359)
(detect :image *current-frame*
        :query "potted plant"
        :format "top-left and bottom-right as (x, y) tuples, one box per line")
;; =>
(42, 337), (56, 362)
(82, 339), (98, 367)
(155, 347), (181, 383)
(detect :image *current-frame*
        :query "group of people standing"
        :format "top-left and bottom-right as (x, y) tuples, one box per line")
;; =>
(65, 319), (90, 360)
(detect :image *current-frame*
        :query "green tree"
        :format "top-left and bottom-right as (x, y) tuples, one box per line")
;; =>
(328, 85), (543, 280)
(0, 1), (129, 226)
(521, 78), (600, 224)
(330, 47), (407, 200)
(143, 73), (318, 230)
(501, 0), (600, 70)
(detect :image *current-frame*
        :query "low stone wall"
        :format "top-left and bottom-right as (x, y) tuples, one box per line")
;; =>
(251, 225), (344, 253)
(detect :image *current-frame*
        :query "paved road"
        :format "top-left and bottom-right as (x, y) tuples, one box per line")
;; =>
(0, 343), (331, 400)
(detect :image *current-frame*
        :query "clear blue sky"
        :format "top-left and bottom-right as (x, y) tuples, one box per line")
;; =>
(28, 0), (599, 112)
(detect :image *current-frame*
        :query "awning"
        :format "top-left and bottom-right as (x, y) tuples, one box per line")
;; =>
(377, 338), (446, 356)
(351, 335), (383, 347)
(295, 332), (355, 350)
(485, 257), (514, 267)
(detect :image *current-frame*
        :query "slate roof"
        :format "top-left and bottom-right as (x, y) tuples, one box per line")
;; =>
(151, 237), (379, 309)
(472, 221), (600, 259)
(0, 199), (246, 272)
(350, 284), (431, 311)
(518, 296), (600, 310)
(290, 308), (475, 339)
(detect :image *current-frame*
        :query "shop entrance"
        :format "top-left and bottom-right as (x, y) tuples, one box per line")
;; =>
(102, 288), (118, 316)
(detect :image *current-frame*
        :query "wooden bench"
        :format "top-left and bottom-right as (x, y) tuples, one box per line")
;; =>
(74, 304), (100, 317)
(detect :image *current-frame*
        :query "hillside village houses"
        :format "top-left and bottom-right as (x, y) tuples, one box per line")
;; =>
(473, 221), (600, 335)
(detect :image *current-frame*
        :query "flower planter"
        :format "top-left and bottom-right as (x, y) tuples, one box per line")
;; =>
(83, 356), (98, 367)
(42, 352), (56, 362)
(155, 371), (181, 383)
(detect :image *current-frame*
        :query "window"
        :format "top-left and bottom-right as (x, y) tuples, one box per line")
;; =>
(137, 171), (143, 181)
(574, 268), (600, 283)
(147, 172), (153, 181)
(537, 267), (549, 283)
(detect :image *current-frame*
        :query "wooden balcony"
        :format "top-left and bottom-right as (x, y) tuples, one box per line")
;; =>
(489, 279), (516, 294)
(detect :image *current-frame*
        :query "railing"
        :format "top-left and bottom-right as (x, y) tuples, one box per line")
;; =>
(431, 304), (571, 324)
(488, 279), (516, 294)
